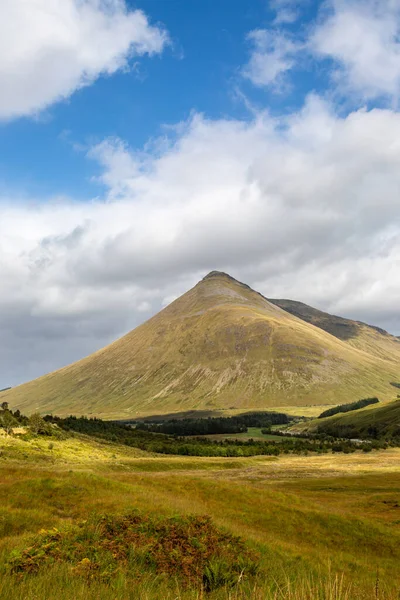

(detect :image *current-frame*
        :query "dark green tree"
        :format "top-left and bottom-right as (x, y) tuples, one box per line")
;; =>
(0, 410), (17, 435)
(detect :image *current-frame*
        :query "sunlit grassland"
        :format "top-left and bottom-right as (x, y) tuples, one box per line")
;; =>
(266, 405), (338, 418)
(172, 405), (339, 419)
(1, 433), (400, 599)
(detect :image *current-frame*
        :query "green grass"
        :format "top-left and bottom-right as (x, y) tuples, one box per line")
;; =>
(198, 427), (305, 442)
(300, 398), (400, 440)
(1, 432), (400, 598)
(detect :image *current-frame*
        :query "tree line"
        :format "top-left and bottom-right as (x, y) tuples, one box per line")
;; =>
(318, 397), (379, 419)
(45, 415), (391, 457)
(2, 404), (398, 455)
(135, 412), (289, 436)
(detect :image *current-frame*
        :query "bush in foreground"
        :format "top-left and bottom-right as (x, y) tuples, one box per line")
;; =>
(8, 512), (258, 592)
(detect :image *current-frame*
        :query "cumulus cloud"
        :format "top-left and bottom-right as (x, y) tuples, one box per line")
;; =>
(245, 1), (400, 102)
(242, 29), (300, 88)
(0, 0), (169, 120)
(311, 0), (400, 101)
(1, 96), (400, 385)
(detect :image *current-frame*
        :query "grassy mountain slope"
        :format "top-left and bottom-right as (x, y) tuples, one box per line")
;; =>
(2, 271), (400, 418)
(305, 398), (400, 440)
(268, 298), (400, 360)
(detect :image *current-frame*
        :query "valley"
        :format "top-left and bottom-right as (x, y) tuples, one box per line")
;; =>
(3, 1), (400, 598)
(1, 430), (400, 599)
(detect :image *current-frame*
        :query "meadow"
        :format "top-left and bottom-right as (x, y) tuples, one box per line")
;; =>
(1, 430), (400, 599)
(199, 427), (284, 441)
(189, 427), (306, 442)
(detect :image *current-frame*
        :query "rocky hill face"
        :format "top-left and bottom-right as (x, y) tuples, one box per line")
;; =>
(2, 271), (400, 418)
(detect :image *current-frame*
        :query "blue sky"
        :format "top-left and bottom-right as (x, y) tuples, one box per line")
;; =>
(0, 0), (323, 199)
(1, 0), (400, 386)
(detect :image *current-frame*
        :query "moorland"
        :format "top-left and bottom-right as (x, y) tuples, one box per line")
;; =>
(1, 402), (400, 600)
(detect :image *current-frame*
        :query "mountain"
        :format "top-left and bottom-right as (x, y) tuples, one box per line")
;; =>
(2, 271), (400, 419)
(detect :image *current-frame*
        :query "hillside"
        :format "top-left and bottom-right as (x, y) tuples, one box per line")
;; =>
(305, 398), (400, 440)
(2, 271), (400, 418)
(268, 298), (400, 360)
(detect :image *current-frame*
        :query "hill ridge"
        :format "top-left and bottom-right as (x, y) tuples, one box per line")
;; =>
(268, 298), (391, 339)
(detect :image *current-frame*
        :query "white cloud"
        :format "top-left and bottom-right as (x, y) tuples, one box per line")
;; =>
(311, 0), (400, 101)
(242, 29), (300, 88)
(270, 0), (303, 24)
(245, 1), (400, 101)
(0, 0), (169, 120)
(1, 96), (400, 385)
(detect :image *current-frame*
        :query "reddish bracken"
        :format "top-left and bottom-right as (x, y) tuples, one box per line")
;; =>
(8, 512), (259, 591)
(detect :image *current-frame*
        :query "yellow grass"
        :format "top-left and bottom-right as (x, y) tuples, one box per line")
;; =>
(1, 432), (400, 598)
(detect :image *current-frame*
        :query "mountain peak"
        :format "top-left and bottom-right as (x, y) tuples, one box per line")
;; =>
(202, 270), (235, 281)
(200, 270), (262, 300)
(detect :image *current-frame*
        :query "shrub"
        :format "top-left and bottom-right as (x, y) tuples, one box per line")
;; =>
(8, 512), (259, 590)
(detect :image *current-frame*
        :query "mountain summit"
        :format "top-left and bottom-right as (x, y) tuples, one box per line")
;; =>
(3, 272), (400, 418)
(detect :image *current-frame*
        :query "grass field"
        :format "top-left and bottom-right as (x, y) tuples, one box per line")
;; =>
(194, 427), (305, 441)
(1, 431), (400, 599)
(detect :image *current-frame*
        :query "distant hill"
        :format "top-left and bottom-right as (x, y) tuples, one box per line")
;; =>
(267, 299), (398, 358)
(305, 399), (400, 440)
(3, 271), (400, 419)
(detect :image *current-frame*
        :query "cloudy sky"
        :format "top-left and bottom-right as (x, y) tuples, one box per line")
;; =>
(1, 0), (400, 388)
